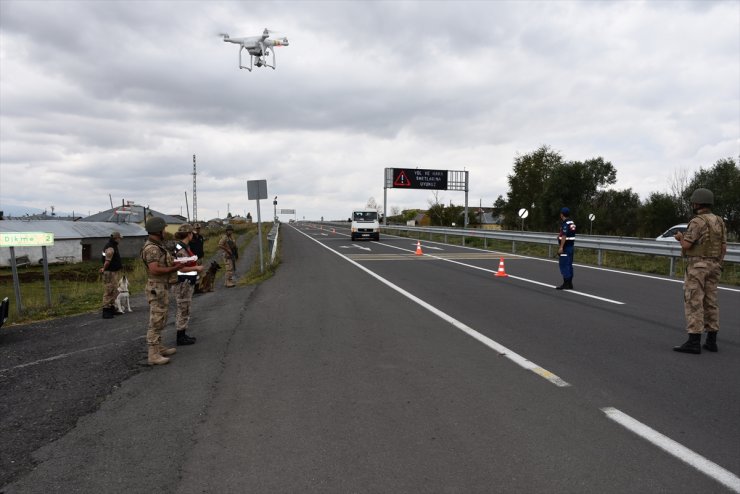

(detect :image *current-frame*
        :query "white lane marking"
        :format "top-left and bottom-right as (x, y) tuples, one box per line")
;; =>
(340, 245), (372, 251)
(293, 225), (570, 387)
(381, 232), (740, 294)
(414, 243), (444, 250)
(382, 242), (625, 305)
(602, 407), (740, 493)
(0, 336), (146, 374)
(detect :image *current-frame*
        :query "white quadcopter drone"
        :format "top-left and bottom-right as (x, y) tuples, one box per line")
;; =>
(220, 28), (289, 71)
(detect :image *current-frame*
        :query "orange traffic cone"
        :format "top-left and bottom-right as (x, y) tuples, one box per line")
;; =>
(495, 257), (508, 277)
(415, 241), (423, 256)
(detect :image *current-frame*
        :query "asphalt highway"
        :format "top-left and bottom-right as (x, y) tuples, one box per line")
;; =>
(1, 224), (738, 493)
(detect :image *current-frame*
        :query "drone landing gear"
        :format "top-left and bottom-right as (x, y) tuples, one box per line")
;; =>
(238, 46), (253, 71)
(237, 46), (277, 71)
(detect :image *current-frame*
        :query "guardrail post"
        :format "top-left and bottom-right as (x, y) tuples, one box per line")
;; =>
(597, 249), (603, 266)
(484, 236), (487, 249)
(669, 257), (675, 277)
(512, 240), (516, 254)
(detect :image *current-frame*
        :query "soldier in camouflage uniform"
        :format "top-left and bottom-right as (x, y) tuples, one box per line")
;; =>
(100, 231), (123, 319)
(173, 224), (201, 345)
(141, 217), (201, 365)
(218, 225), (237, 288)
(673, 188), (727, 354)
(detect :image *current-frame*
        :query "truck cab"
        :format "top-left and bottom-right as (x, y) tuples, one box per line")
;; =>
(351, 209), (380, 241)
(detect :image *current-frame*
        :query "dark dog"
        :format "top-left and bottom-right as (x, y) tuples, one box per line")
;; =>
(196, 261), (221, 293)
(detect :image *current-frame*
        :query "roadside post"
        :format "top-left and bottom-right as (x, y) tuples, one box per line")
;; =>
(247, 179), (268, 274)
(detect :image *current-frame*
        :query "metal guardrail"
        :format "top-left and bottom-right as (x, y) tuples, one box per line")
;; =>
(378, 225), (740, 276)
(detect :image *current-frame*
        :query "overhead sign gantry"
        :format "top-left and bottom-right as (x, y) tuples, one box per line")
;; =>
(383, 168), (469, 226)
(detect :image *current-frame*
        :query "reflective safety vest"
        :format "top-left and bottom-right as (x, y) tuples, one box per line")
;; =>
(175, 242), (198, 284)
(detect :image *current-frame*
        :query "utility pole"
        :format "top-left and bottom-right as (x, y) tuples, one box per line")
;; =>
(192, 154), (198, 222)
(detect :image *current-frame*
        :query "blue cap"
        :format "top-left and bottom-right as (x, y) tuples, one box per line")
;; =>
(560, 207), (570, 216)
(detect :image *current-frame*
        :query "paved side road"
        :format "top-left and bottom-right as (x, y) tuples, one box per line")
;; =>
(0, 231), (258, 489)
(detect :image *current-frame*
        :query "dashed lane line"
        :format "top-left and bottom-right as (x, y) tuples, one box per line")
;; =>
(293, 225), (570, 388)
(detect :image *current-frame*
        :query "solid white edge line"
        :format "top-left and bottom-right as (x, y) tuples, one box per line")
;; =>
(602, 407), (740, 493)
(293, 225), (570, 388)
(373, 230), (740, 294)
(0, 336), (146, 374)
(380, 242), (626, 305)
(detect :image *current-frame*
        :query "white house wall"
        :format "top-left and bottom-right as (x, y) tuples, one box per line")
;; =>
(0, 240), (81, 267)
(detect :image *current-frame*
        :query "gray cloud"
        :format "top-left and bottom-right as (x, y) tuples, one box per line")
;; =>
(1, 0), (737, 221)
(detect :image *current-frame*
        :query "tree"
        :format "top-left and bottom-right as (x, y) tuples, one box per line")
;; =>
(366, 197), (381, 214)
(639, 192), (684, 237)
(504, 145), (564, 230)
(685, 157), (740, 240)
(540, 157), (617, 232)
(589, 189), (641, 236)
(668, 168), (691, 220)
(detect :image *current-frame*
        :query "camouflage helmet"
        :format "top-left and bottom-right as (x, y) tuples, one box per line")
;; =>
(110, 231), (122, 239)
(690, 188), (714, 206)
(145, 216), (167, 233)
(225, 224), (234, 232)
(193, 222), (202, 229)
(177, 223), (194, 234)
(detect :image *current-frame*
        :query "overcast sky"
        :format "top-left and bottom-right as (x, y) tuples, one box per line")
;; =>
(1, 0), (738, 221)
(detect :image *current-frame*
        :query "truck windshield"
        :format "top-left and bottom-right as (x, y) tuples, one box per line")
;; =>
(353, 211), (378, 221)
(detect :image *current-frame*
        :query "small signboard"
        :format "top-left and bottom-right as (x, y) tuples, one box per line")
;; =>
(280, 209), (295, 214)
(247, 180), (268, 200)
(391, 168), (448, 189)
(0, 232), (54, 247)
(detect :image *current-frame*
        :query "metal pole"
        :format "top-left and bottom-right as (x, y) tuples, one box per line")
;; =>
(42, 246), (51, 307)
(9, 247), (23, 315)
(464, 171), (469, 228)
(256, 199), (264, 273)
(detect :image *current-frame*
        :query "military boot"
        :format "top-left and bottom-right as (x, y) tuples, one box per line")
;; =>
(148, 346), (170, 365)
(673, 333), (701, 354)
(702, 331), (718, 352)
(176, 330), (196, 345)
(102, 307), (115, 319)
(158, 344), (177, 356)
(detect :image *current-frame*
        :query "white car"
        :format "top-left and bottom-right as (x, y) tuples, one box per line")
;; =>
(656, 223), (688, 241)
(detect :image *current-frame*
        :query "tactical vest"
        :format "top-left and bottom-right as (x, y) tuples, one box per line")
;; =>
(685, 213), (725, 259)
(140, 239), (177, 283)
(101, 240), (122, 271)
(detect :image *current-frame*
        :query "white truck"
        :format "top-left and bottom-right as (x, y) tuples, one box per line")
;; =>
(350, 209), (380, 241)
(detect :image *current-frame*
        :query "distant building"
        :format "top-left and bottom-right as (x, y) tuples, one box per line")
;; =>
(0, 220), (147, 267)
(80, 202), (184, 235)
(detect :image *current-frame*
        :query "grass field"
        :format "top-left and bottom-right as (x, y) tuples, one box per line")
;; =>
(0, 223), (272, 326)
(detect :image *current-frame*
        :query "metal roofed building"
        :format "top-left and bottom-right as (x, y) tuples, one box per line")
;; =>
(80, 203), (185, 235)
(0, 220), (147, 267)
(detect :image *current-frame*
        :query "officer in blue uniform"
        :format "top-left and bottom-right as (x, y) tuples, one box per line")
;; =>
(556, 207), (576, 290)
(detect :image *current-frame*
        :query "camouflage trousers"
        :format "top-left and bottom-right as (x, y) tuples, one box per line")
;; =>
(684, 258), (722, 334)
(223, 254), (235, 287)
(146, 281), (170, 347)
(102, 270), (120, 309)
(174, 280), (195, 330)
